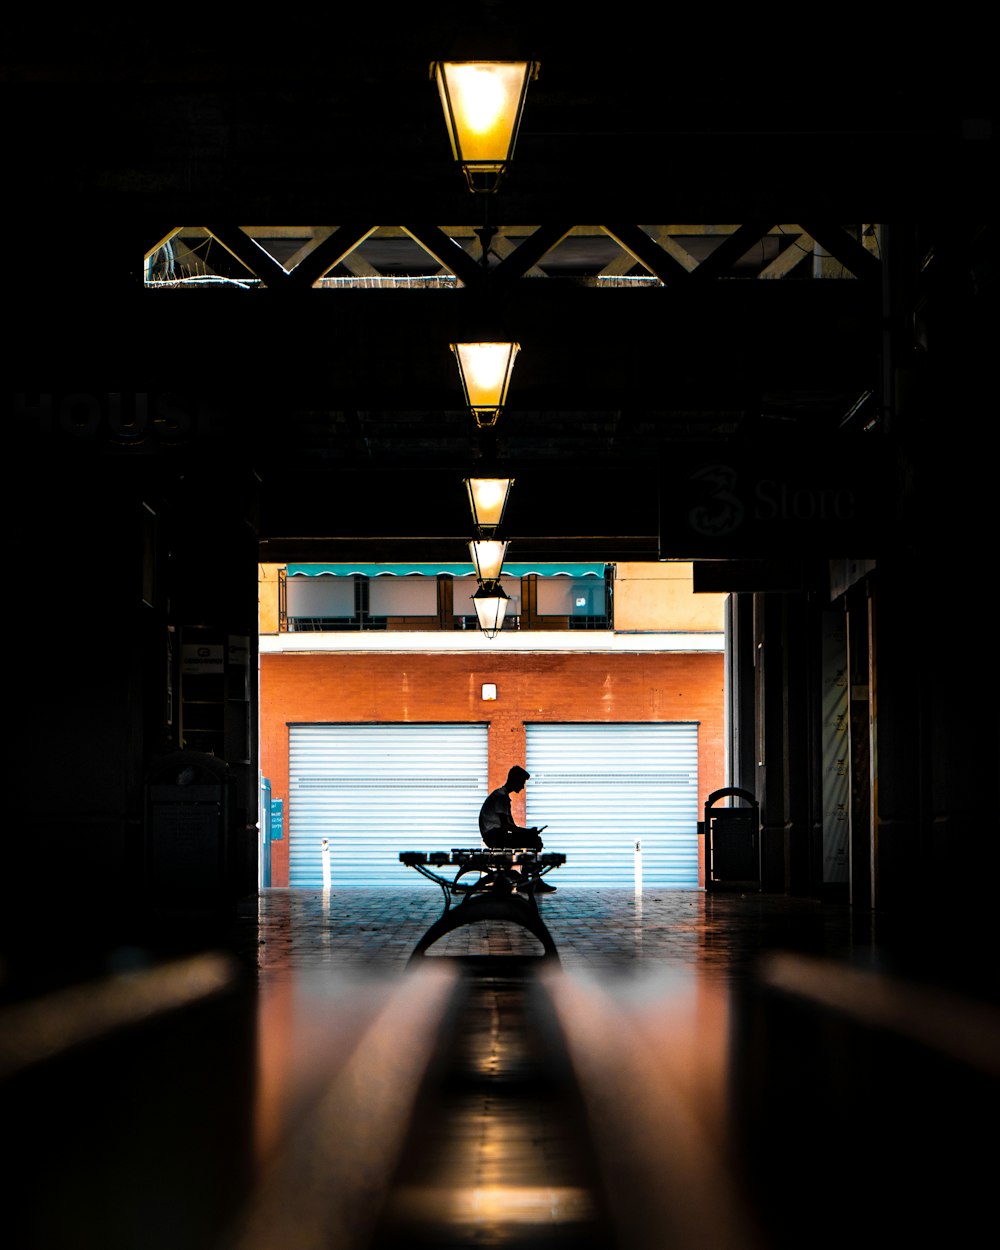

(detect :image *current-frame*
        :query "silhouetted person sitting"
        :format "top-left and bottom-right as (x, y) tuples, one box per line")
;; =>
(479, 765), (556, 892)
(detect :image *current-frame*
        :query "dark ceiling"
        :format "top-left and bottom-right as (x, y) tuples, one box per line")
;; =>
(5, 7), (994, 566)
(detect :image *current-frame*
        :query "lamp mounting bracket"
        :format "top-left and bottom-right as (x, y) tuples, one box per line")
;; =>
(474, 223), (498, 269)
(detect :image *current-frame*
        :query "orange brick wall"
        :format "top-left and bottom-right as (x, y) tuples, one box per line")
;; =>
(260, 650), (725, 886)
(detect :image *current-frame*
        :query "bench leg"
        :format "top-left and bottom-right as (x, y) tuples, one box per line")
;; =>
(408, 893), (560, 961)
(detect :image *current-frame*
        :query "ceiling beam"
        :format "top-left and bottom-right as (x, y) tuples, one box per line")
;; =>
(691, 223), (776, 280)
(286, 225), (381, 288)
(601, 225), (691, 284)
(203, 226), (291, 287)
(798, 224), (883, 281)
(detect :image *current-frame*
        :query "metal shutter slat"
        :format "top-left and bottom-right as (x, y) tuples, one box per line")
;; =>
(525, 723), (699, 888)
(289, 724), (488, 886)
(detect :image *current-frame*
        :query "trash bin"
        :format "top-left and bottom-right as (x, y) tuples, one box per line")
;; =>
(145, 750), (234, 918)
(702, 786), (760, 892)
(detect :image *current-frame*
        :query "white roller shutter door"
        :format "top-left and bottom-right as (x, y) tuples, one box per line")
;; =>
(288, 723), (488, 886)
(525, 723), (700, 888)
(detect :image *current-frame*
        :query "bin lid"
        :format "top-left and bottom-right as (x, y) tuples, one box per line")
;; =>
(705, 785), (758, 811)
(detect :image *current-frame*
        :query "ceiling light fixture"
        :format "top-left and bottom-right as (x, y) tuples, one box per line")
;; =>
(450, 341), (520, 428)
(465, 482), (512, 637)
(472, 579), (510, 640)
(469, 538), (508, 582)
(431, 60), (539, 193)
(464, 476), (513, 535)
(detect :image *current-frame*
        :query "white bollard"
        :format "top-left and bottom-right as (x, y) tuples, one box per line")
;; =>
(633, 838), (644, 953)
(321, 838), (332, 891)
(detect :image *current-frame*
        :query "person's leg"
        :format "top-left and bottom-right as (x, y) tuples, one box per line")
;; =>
(481, 836), (524, 890)
(528, 836), (556, 890)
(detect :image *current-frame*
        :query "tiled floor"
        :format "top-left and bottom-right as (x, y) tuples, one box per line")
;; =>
(240, 882), (1000, 1006)
(6, 886), (998, 1250)
(247, 885), (879, 979)
(235, 884), (1000, 1250)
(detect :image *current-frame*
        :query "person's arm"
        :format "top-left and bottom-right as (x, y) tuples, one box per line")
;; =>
(504, 792), (538, 837)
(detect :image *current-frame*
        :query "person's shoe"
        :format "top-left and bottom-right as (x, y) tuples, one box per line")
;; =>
(532, 878), (557, 893)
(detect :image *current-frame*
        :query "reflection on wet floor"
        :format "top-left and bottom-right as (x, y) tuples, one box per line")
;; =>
(239, 886), (1000, 1250)
(248, 886), (889, 990)
(4, 888), (999, 1250)
(371, 963), (613, 1250)
(238, 887), (862, 1250)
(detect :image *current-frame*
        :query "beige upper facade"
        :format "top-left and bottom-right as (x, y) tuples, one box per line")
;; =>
(259, 561), (726, 638)
(611, 563), (726, 633)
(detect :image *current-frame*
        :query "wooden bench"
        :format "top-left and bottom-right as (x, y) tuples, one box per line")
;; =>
(399, 847), (566, 960)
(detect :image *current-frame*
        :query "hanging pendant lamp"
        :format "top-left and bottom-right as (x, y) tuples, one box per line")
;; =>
(450, 341), (520, 428)
(464, 476), (514, 535)
(431, 60), (539, 193)
(469, 538), (508, 582)
(472, 579), (510, 639)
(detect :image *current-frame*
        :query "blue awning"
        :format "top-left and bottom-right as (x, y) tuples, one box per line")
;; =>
(287, 562), (608, 578)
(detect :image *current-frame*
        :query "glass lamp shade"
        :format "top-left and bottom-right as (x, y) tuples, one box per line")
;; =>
(464, 476), (513, 535)
(469, 539), (508, 582)
(431, 60), (539, 192)
(473, 579), (510, 639)
(450, 342), (520, 426)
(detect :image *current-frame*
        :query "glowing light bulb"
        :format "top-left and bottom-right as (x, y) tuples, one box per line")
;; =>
(453, 65), (508, 138)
